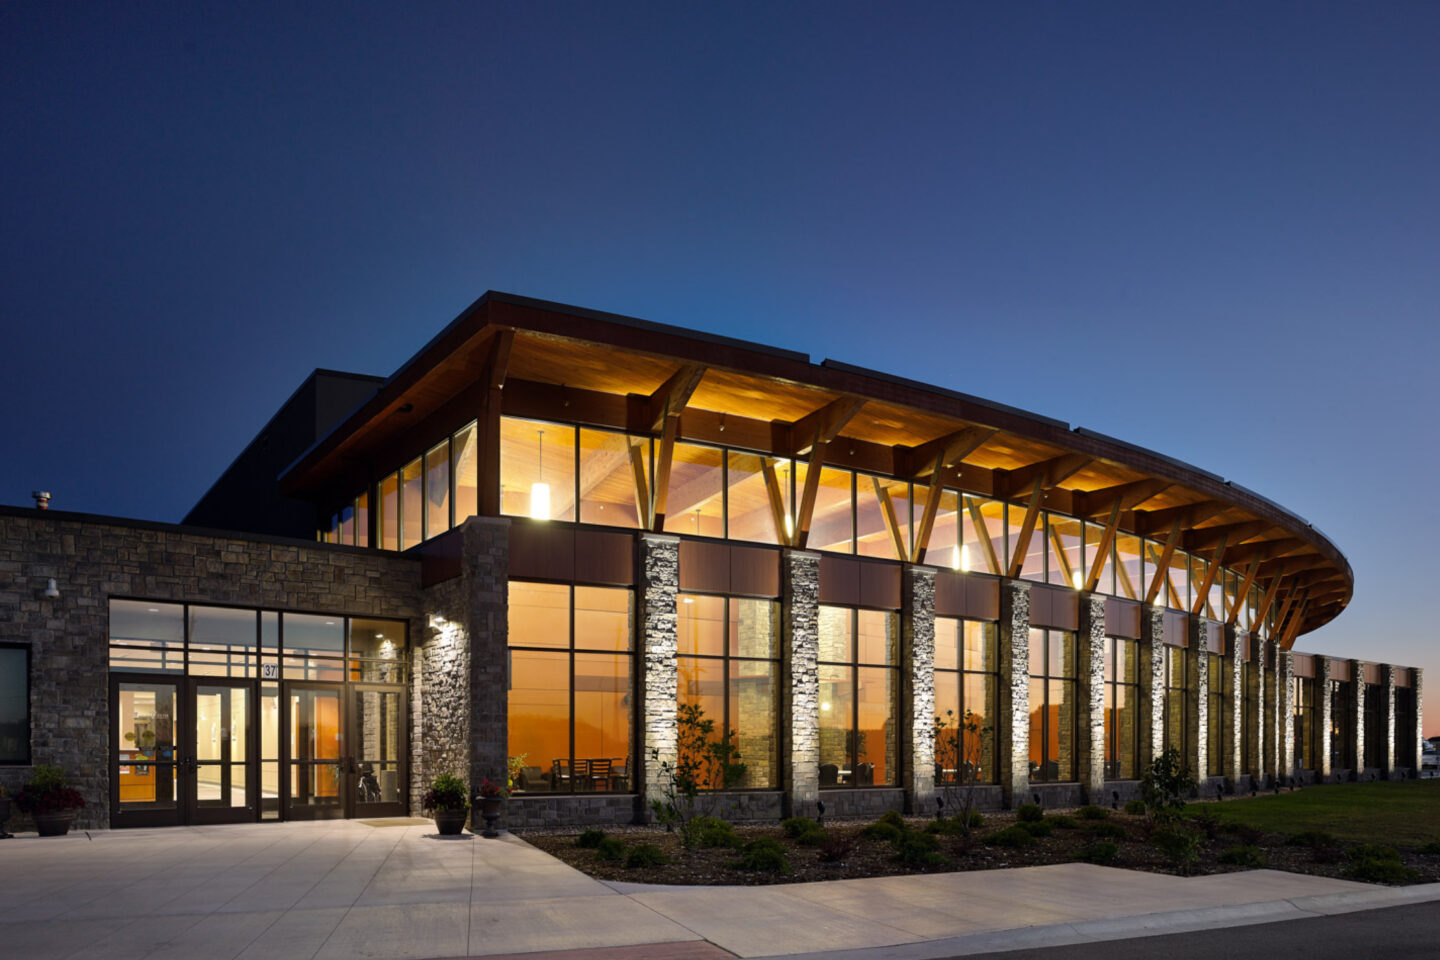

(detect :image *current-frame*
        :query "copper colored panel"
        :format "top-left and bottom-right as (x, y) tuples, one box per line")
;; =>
(679, 540), (730, 593)
(1330, 658), (1350, 682)
(1241, 633), (1253, 661)
(731, 545), (780, 598)
(419, 527), (464, 587)
(934, 570), (966, 617)
(1398, 669), (1413, 689)
(819, 555), (861, 605)
(967, 576), (999, 621)
(1165, 611), (1188, 646)
(1293, 654), (1315, 679)
(1206, 622), (1223, 654)
(1363, 663), (1381, 685)
(1028, 586), (1051, 627)
(575, 529), (635, 586)
(1106, 598), (1141, 639)
(509, 522), (575, 581)
(1041, 586), (1079, 631)
(860, 560), (902, 610)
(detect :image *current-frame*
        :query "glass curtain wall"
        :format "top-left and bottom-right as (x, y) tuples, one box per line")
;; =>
(1028, 629), (1076, 782)
(1163, 646), (1187, 760)
(933, 618), (999, 784)
(675, 595), (781, 789)
(1104, 637), (1140, 780)
(1294, 677), (1316, 771)
(817, 606), (899, 786)
(1208, 653), (1225, 777)
(506, 582), (634, 793)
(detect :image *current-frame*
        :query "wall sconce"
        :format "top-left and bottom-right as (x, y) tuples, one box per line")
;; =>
(43, 577), (60, 599)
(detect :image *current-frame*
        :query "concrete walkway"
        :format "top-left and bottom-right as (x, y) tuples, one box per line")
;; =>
(2, 819), (1438, 960)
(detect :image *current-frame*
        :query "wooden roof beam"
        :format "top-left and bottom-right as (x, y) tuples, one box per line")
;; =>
(1144, 518), (1185, 606)
(1279, 598), (1311, 650)
(1076, 478), (1173, 518)
(1006, 475), (1048, 580)
(1185, 519), (1275, 555)
(1223, 537), (1308, 566)
(1137, 500), (1227, 537)
(1084, 500), (1124, 592)
(1002, 452), (1094, 500)
(640, 363), (706, 433)
(900, 425), (996, 480)
(777, 396), (867, 457)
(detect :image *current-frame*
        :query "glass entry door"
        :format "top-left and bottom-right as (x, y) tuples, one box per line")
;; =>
(190, 681), (254, 824)
(112, 677), (183, 828)
(285, 684), (345, 819)
(352, 685), (407, 818)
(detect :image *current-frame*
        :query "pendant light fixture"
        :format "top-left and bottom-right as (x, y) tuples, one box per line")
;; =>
(530, 429), (551, 521)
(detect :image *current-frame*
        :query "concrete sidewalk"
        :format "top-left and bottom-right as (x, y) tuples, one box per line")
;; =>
(2, 819), (1438, 960)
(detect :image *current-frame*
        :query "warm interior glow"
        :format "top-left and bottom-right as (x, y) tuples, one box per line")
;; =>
(1072, 569), (1084, 590)
(959, 544), (971, 572)
(784, 513), (794, 539)
(529, 482), (551, 521)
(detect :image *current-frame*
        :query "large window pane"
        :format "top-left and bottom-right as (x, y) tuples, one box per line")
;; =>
(508, 650), (569, 792)
(818, 664), (852, 782)
(818, 605), (853, 662)
(799, 464), (854, 554)
(664, 443), (724, 537)
(731, 659), (778, 788)
(1115, 533), (1143, 600)
(1010, 507), (1045, 582)
(0, 644), (30, 765)
(934, 617), (960, 672)
(425, 440), (450, 539)
(961, 496), (1005, 575)
(575, 587), (631, 652)
(453, 422), (478, 525)
(1085, 521), (1114, 595)
(379, 473), (399, 551)
(400, 457), (422, 550)
(283, 613), (345, 656)
(678, 594), (726, 656)
(574, 653), (631, 787)
(509, 582), (570, 649)
(501, 418), (577, 522)
(926, 488), (960, 568)
(730, 598), (780, 659)
(856, 666), (897, 785)
(1047, 516), (1083, 589)
(857, 475), (908, 560)
(726, 451), (782, 545)
(579, 429), (645, 529)
(856, 610), (897, 665)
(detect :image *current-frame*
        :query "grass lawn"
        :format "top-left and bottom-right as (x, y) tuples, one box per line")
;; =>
(1186, 779), (1440, 846)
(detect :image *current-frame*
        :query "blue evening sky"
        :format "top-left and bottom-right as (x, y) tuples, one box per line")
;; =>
(3, 3), (1436, 727)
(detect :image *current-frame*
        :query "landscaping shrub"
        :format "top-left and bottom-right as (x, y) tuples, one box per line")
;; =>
(733, 838), (792, 874)
(1189, 807), (1222, 840)
(1074, 841), (1119, 865)
(894, 831), (948, 868)
(576, 829), (607, 848)
(863, 821), (906, 843)
(877, 810), (907, 829)
(1346, 855), (1417, 884)
(687, 815), (742, 849)
(1218, 845), (1266, 867)
(1287, 830), (1339, 849)
(1086, 820), (1127, 841)
(927, 812), (984, 836)
(1124, 799), (1147, 816)
(1077, 805), (1110, 821)
(595, 837), (627, 861)
(1151, 824), (1203, 875)
(1417, 840), (1440, 856)
(1349, 843), (1401, 862)
(1016, 803), (1044, 822)
(817, 832), (856, 863)
(782, 816), (818, 839)
(986, 825), (1037, 849)
(624, 843), (667, 868)
(1140, 748), (1196, 820)
(1047, 814), (1078, 830)
(1220, 821), (1266, 845)
(1019, 819), (1053, 838)
(795, 826), (828, 846)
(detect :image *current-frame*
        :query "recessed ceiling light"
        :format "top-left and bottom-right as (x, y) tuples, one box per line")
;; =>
(325, 621), (336, 626)
(147, 608), (159, 613)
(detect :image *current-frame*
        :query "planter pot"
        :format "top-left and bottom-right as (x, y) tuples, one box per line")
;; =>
(33, 810), (77, 837)
(432, 808), (468, 836)
(476, 796), (503, 838)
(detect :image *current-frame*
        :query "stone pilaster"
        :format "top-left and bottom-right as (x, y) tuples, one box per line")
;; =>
(639, 534), (680, 813)
(1382, 663), (1398, 778)
(902, 567), (937, 812)
(781, 549), (821, 816)
(1186, 618), (1209, 780)
(997, 579), (1031, 808)
(1415, 669), (1426, 778)
(1278, 647), (1295, 779)
(1262, 641), (1278, 784)
(1076, 592), (1107, 801)
(1225, 625), (1244, 785)
(1316, 656), (1333, 781)
(466, 517), (511, 789)
(1139, 605), (1166, 770)
(1351, 661), (1366, 775)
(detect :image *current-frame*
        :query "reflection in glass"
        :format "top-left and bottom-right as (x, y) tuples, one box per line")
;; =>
(401, 457), (423, 549)
(664, 443), (724, 538)
(453, 422), (478, 525)
(116, 681), (178, 809)
(425, 440), (450, 539)
(579, 429), (645, 528)
(798, 464), (854, 554)
(726, 452), (782, 545)
(379, 473), (399, 551)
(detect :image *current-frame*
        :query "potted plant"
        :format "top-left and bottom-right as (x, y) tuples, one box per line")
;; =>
(421, 772), (469, 835)
(14, 764), (85, 836)
(474, 777), (508, 838)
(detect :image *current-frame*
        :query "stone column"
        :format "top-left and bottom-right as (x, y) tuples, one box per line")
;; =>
(1316, 656), (1333, 782)
(1415, 669), (1426, 778)
(902, 566), (937, 813)
(1138, 605), (1166, 771)
(1224, 625), (1244, 786)
(639, 534), (680, 814)
(1076, 592), (1107, 801)
(1277, 647), (1295, 781)
(1351, 662), (1367, 775)
(1382, 663), (1398, 778)
(1186, 618), (1209, 781)
(1262, 640), (1278, 785)
(997, 579), (1031, 808)
(781, 549), (821, 817)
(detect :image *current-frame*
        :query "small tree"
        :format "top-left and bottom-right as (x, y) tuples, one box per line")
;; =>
(1140, 747), (1196, 820)
(649, 702), (747, 844)
(933, 709), (990, 837)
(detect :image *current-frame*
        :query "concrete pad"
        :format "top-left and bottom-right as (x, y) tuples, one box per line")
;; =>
(313, 901), (471, 960)
(467, 894), (700, 956)
(233, 907), (350, 960)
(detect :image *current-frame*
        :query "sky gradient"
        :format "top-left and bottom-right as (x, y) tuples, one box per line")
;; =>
(3, 3), (1436, 732)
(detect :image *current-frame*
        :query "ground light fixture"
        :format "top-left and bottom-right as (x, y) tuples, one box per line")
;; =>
(529, 429), (550, 521)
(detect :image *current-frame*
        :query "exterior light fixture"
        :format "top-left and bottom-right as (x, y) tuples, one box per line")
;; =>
(530, 429), (551, 521)
(1071, 569), (1084, 590)
(44, 577), (60, 599)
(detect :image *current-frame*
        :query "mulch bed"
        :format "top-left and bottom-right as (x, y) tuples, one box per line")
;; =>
(518, 808), (1440, 887)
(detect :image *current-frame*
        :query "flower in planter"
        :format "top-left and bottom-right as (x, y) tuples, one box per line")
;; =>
(14, 764), (85, 816)
(421, 773), (469, 813)
(476, 778), (509, 800)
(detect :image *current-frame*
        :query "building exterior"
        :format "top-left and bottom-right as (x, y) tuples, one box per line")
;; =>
(0, 292), (1425, 829)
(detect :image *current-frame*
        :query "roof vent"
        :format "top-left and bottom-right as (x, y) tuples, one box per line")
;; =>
(32, 490), (51, 510)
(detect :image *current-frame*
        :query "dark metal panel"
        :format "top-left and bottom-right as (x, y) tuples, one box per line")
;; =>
(934, 569), (966, 617)
(1048, 587), (1079, 631)
(1293, 653), (1316, 678)
(1027, 584), (1052, 627)
(508, 522), (575, 582)
(1105, 598), (1141, 639)
(859, 560), (902, 610)
(819, 555), (860, 605)
(679, 540), (730, 594)
(1330, 657), (1350, 681)
(968, 576), (1000, 621)
(574, 529), (635, 586)
(418, 527), (464, 587)
(730, 545), (780, 598)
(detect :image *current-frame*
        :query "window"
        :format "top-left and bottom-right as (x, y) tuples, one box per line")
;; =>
(934, 618), (998, 784)
(1028, 629), (1076, 782)
(1294, 676), (1316, 770)
(501, 418), (577, 523)
(1208, 653), (1225, 777)
(1164, 646), (1187, 761)
(1364, 683), (1382, 769)
(818, 606), (899, 786)
(1243, 657), (1257, 774)
(676, 595), (781, 789)
(0, 643), (30, 765)
(507, 582), (633, 794)
(663, 443), (724, 538)
(1104, 637), (1139, 780)
(578, 428), (648, 529)
(1328, 678), (1350, 770)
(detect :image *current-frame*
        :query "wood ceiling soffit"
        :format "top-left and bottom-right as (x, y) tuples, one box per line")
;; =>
(1185, 519), (1274, 554)
(782, 396), (867, 456)
(1006, 475), (1048, 580)
(900, 426), (997, 480)
(640, 363), (707, 433)
(1226, 537), (1307, 566)
(1002, 452), (1095, 500)
(1077, 478), (1173, 517)
(1138, 501), (1227, 537)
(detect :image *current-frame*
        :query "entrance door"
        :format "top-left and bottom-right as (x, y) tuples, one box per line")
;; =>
(111, 676), (183, 828)
(351, 685), (407, 818)
(189, 681), (255, 824)
(284, 684), (346, 819)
